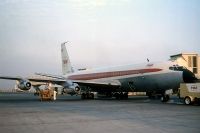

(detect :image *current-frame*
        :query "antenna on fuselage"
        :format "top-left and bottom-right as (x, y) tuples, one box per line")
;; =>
(147, 58), (149, 62)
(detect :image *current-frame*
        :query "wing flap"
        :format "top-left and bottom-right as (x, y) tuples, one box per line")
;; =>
(73, 80), (121, 88)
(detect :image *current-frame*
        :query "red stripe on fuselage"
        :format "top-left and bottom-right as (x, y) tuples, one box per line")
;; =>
(68, 68), (162, 80)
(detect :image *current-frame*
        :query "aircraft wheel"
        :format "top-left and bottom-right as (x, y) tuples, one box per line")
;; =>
(123, 93), (128, 100)
(165, 95), (169, 101)
(81, 93), (86, 99)
(161, 96), (165, 102)
(86, 93), (90, 99)
(91, 93), (94, 99)
(119, 93), (124, 100)
(115, 93), (120, 100)
(184, 97), (192, 105)
(89, 93), (94, 99)
(161, 95), (169, 102)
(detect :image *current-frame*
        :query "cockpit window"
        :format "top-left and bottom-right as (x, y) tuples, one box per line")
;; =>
(169, 66), (185, 71)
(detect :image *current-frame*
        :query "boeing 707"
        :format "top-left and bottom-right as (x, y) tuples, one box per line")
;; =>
(0, 43), (197, 102)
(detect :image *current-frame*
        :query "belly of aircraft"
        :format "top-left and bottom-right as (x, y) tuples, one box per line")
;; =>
(119, 72), (183, 92)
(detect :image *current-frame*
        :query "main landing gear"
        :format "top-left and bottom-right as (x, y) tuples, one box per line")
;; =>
(81, 93), (94, 100)
(114, 92), (128, 100)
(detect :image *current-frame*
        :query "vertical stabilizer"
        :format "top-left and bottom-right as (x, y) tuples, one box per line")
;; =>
(61, 42), (73, 75)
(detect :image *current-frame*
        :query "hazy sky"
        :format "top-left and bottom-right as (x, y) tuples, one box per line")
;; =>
(0, 0), (200, 88)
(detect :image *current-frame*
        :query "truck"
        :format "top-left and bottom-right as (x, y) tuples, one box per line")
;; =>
(178, 83), (200, 105)
(39, 89), (57, 101)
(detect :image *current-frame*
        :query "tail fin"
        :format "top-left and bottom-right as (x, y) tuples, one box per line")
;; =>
(61, 42), (73, 75)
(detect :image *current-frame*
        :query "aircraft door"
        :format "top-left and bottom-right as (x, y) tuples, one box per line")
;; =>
(127, 75), (147, 91)
(128, 81), (136, 91)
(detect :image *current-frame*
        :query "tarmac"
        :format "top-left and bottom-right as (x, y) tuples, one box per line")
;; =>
(0, 92), (199, 133)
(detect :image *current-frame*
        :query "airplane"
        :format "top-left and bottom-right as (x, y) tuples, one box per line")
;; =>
(0, 42), (197, 102)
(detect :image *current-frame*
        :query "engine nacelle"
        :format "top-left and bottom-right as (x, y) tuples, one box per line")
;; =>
(62, 82), (80, 95)
(17, 80), (32, 91)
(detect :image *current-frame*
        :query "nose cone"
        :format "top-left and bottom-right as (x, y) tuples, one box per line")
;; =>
(183, 69), (197, 83)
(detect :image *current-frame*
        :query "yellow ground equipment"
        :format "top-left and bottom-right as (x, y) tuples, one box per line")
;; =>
(39, 89), (56, 101)
(178, 83), (200, 105)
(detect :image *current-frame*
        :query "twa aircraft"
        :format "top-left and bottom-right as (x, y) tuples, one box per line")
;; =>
(0, 42), (197, 102)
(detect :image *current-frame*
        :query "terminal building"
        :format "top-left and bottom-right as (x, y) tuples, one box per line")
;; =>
(170, 53), (200, 79)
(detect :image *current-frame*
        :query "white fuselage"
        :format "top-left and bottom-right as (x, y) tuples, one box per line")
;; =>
(64, 61), (183, 93)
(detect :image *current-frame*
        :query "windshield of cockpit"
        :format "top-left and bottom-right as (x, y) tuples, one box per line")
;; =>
(169, 65), (187, 71)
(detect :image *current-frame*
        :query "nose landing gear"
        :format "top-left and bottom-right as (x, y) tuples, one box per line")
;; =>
(161, 94), (170, 102)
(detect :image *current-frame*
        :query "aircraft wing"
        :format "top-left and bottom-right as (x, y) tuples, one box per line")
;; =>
(35, 73), (121, 89)
(0, 76), (22, 80)
(0, 76), (66, 84)
(35, 73), (66, 80)
(1, 73), (122, 93)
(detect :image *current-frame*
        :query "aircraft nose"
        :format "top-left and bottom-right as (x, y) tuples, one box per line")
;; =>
(182, 69), (197, 83)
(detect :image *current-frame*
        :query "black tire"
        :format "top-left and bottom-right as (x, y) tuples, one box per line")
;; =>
(89, 93), (94, 99)
(91, 93), (94, 99)
(123, 93), (128, 100)
(119, 93), (124, 100)
(115, 93), (120, 100)
(161, 95), (170, 102)
(184, 97), (192, 105)
(161, 96), (166, 102)
(165, 95), (170, 101)
(81, 93), (86, 99)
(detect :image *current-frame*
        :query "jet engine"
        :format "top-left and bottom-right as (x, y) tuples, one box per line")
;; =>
(62, 81), (80, 95)
(17, 80), (32, 91)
